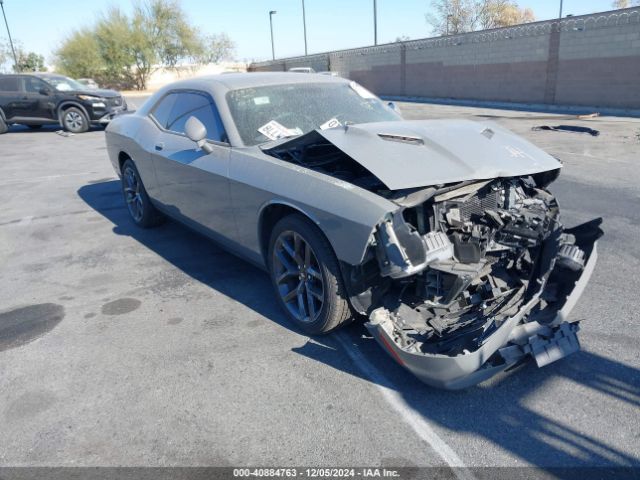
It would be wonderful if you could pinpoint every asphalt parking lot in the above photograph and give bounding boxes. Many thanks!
[0,98,639,474]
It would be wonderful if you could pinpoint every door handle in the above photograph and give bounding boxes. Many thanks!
[154,143,164,151]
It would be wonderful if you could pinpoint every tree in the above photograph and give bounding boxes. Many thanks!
[426,0,475,35]
[477,0,535,29]
[128,0,203,89]
[0,39,45,73]
[199,33,236,64]
[15,51,45,72]
[93,7,137,88]
[0,40,9,72]
[426,0,535,35]
[54,0,235,90]
[55,28,105,79]
[612,0,640,8]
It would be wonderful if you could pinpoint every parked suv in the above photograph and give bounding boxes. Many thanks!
[0,73,127,134]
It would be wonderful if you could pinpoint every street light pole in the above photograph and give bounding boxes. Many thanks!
[373,0,378,45]
[0,0,18,71]
[269,10,277,60]
[302,0,308,56]
[559,0,564,18]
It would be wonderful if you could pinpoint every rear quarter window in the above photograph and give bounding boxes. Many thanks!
[0,77,19,92]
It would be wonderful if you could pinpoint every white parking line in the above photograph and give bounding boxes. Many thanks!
[335,332,474,480]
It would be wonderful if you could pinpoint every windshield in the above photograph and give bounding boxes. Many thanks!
[44,76,87,92]
[226,81,401,146]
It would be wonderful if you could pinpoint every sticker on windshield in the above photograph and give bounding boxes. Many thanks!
[253,96,270,105]
[258,120,300,141]
[320,118,342,130]
[349,81,376,99]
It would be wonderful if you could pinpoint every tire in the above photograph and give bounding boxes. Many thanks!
[61,107,89,133]
[0,116,7,134]
[28,125,43,130]
[268,214,352,335]
[121,159,164,228]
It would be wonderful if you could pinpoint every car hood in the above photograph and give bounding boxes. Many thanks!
[68,88,121,98]
[317,119,562,190]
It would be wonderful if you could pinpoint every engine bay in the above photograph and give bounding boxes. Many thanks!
[365,175,591,357]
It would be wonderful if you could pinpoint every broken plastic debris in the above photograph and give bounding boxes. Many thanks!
[55,130,75,137]
[532,125,600,137]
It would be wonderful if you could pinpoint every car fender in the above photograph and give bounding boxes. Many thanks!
[57,101,90,123]
[230,148,397,267]
[257,198,326,256]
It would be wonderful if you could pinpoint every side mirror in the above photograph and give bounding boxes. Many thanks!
[387,101,398,112]
[185,116,213,153]
[39,87,51,96]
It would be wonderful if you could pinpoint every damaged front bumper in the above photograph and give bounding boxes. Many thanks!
[95,106,129,125]
[366,220,600,390]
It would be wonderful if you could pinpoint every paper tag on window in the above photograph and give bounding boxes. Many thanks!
[320,118,342,130]
[349,81,376,99]
[258,120,300,140]
[254,96,270,105]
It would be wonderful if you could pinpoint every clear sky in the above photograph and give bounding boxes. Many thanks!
[0,0,625,65]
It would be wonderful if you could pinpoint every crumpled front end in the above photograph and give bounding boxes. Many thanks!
[360,175,602,389]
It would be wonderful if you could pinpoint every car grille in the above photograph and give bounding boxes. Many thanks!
[459,189,499,220]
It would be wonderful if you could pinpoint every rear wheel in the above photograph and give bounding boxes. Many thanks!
[62,107,89,133]
[0,116,7,134]
[121,159,164,228]
[268,214,352,335]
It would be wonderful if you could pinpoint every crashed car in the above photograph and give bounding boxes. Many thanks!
[105,72,602,389]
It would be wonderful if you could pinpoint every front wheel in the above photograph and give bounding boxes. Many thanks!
[62,107,89,133]
[0,116,7,134]
[268,214,352,335]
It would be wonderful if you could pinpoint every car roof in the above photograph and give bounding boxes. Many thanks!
[0,72,69,80]
[0,72,48,77]
[33,73,67,79]
[162,71,350,95]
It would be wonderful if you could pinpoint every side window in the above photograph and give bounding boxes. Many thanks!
[150,93,178,129]
[166,91,227,143]
[23,77,48,94]
[0,77,19,92]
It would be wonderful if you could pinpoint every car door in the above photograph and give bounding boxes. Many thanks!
[0,76,22,120]
[148,90,236,241]
[20,76,56,120]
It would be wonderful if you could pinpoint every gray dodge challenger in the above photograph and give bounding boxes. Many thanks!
[105,72,602,389]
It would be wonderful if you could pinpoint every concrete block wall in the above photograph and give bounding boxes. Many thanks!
[250,7,640,110]
[400,30,551,103]
[331,44,404,94]
[554,10,640,108]
[251,54,329,72]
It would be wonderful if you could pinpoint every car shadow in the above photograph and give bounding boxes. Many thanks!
[78,180,640,472]
[4,124,105,134]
